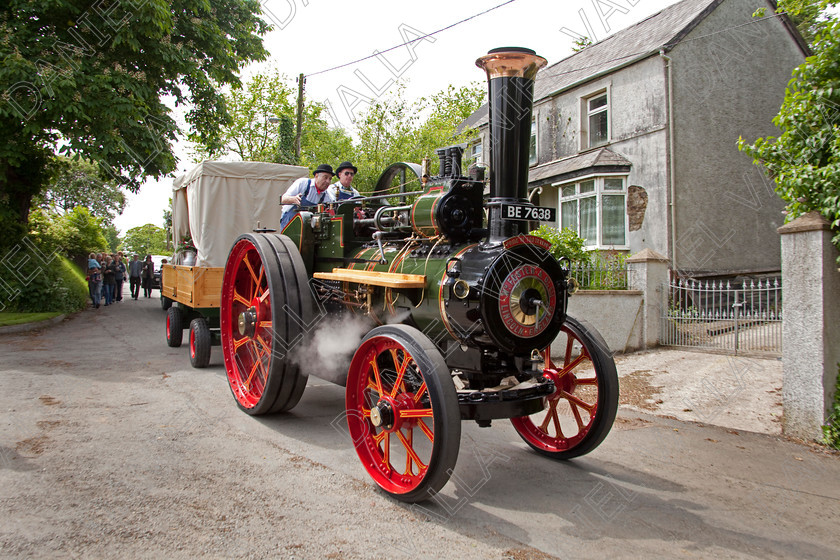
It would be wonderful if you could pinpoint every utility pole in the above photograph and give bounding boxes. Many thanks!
[295,73,305,164]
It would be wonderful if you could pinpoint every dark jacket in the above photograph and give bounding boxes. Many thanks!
[103,262,117,286]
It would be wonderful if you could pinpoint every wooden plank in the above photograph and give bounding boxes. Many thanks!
[194,268,223,308]
[161,264,224,308]
[314,268,426,288]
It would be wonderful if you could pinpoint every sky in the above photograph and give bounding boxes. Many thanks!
[113,0,684,234]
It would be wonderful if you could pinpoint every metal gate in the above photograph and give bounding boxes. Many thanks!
[660,277,782,355]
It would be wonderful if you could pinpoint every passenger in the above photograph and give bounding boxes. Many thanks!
[279,164,335,229]
[328,161,360,201]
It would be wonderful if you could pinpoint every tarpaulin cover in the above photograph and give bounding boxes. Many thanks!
[171,161,308,267]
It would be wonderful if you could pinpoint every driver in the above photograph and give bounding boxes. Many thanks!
[280,164,335,229]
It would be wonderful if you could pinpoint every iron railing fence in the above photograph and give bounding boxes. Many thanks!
[569,262,629,290]
[660,276,782,355]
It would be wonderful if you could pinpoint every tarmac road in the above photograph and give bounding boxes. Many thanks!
[1,294,838,559]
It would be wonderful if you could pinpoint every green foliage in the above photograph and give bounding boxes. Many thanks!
[299,103,354,172]
[571,36,593,52]
[0,312,62,327]
[33,157,126,226]
[190,70,355,170]
[29,206,107,263]
[0,244,88,313]
[739,3,840,261]
[352,84,419,193]
[0,0,270,246]
[776,0,837,45]
[584,250,629,290]
[189,70,296,162]
[529,225,590,264]
[351,82,485,193]
[823,363,840,448]
[122,224,168,257]
[187,74,483,193]
[102,224,120,253]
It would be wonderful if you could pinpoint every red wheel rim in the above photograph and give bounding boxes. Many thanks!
[511,325,600,452]
[190,327,196,360]
[221,239,273,409]
[346,336,436,495]
[166,315,171,340]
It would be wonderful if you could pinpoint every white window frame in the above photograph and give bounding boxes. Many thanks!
[579,87,610,151]
[554,173,629,249]
[467,138,483,165]
[529,116,538,166]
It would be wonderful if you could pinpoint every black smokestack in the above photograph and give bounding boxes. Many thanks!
[476,47,546,240]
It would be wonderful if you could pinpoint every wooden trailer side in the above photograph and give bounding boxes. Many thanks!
[161,264,224,309]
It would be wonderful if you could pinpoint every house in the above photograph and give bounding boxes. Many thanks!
[464,0,808,276]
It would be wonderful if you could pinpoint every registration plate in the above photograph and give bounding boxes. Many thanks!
[500,204,557,222]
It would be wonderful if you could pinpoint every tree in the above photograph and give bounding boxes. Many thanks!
[34,157,126,225]
[29,205,108,263]
[0,0,269,246]
[352,84,420,192]
[189,70,354,168]
[122,224,168,257]
[413,83,486,166]
[299,103,354,173]
[352,82,485,192]
[189,70,296,163]
[739,0,840,259]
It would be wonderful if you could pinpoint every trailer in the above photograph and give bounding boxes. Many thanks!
[161,161,308,367]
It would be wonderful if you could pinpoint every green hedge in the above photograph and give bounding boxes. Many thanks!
[0,243,88,313]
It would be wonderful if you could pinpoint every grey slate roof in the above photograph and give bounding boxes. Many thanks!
[527,148,632,185]
[461,0,725,131]
[534,0,723,101]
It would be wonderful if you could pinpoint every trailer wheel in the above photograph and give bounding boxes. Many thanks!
[161,295,173,310]
[346,324,460,503]
[166,306,184,347]
[511,316,618,459]
[220,233,311,415]
[189,318,211,368]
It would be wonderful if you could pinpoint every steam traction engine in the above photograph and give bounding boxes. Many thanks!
[219,48,619,502]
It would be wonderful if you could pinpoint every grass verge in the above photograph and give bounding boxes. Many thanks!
[0,312,62,327]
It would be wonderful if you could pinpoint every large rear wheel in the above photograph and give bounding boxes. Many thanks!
[511,316,618,459]
[220,234,312,415]
[346,325,460,502]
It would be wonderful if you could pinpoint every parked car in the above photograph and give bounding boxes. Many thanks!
[151,255,170,290]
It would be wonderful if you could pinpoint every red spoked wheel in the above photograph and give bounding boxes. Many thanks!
[220,233,311,415]
[511,316,618,459]
[346,324,460,503]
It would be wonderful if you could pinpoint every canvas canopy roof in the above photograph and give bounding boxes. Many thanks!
[171,161,308,267]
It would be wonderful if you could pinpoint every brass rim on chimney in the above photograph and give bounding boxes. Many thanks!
[475,48,547,80]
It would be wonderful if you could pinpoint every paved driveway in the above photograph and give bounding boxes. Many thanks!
[0,296,838,559]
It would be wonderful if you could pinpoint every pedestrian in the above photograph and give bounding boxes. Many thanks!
[279,164,334,229]
[87,252,102,309]
[102,256,116,306]
[141,254,154,298]
[328,161,360,201]
[128,254,142,300]
[114,253,126,301]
